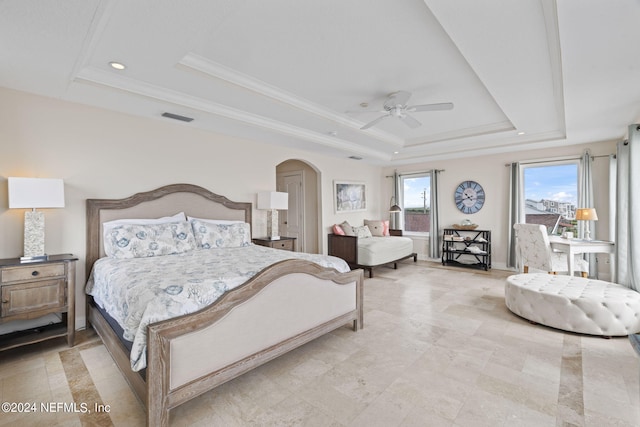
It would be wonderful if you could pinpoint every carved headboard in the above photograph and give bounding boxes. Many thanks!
[86,183,252,277]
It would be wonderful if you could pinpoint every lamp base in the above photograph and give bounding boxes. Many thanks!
[266,209,280,240]
[24,210,45,258]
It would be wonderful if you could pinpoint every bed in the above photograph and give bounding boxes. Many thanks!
[84,184,364,426]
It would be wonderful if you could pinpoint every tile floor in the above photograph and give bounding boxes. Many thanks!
[1,261,638,426]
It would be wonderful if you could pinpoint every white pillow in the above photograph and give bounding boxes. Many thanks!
[187,216,244,225]
[103,212,186,250]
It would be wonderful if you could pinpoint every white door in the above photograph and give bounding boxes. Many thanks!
[277,171,304,252]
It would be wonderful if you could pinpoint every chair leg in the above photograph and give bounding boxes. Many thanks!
[581,272,588,278]
[523,266,529,274]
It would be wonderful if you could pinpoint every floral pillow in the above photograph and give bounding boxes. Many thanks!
[104,221,196,259]
[353,225,373,238]
[191,220,251,249]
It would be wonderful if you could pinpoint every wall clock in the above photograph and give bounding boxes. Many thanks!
[454,180,485,214]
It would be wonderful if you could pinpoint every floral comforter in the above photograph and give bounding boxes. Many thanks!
[86,245,350,371]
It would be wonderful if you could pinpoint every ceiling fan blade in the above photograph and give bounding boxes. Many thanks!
[407,102,454,112]
[361,114,390,130]
[400,113,421,128]
[384,90,412,109]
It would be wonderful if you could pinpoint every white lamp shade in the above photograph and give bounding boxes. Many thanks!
[257,191,288,210]
[8,177,65,208]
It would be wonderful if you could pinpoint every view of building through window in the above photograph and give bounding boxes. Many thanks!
[523,162,579,235]
[401,174,430,233]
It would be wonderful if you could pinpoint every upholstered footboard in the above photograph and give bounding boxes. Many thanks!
[89,259,363,427]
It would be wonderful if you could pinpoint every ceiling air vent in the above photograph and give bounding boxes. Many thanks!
[161,112,194,122]
[349,155,363,160]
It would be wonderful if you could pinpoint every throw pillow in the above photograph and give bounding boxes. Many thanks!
[364,219,385,237]
[354,225,373,238]
[333,224,345,235]
[339,221,356,236]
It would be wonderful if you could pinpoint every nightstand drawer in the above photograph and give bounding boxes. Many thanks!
[1,263,65,283]
[272,240,294,251]
[252,237,296,251]
[1,279,66,318]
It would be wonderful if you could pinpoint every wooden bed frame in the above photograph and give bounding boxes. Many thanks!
[85,184,364,426]
[327,233,417,278]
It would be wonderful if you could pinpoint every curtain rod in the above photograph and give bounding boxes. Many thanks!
[385,169,445,178]
[504,154,614,167]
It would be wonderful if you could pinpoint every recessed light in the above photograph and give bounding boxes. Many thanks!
[394,151,399,154]
[517,131,525,135]
[328,131,338,137]
[109,61,126,70]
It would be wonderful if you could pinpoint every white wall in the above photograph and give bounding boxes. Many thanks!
[0,87,383,328]
[382,141,617,273]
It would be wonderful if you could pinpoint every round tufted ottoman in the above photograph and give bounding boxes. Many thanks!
[505,273,640,336]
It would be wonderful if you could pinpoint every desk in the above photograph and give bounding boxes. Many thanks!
[549,236,615,279]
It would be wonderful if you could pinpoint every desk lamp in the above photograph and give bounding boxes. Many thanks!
[575,208,598,241]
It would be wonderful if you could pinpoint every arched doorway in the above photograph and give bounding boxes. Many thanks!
[276,159,321,254]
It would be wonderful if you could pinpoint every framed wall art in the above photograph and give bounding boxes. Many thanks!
[334,181,367,213]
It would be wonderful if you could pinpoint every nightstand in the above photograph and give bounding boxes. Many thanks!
[252,237,296,252]
[0,254,77,351]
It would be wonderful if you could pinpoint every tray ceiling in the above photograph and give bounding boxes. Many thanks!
[1,0,639,165]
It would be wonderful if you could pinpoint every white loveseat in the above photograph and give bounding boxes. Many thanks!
[328,220,416,278]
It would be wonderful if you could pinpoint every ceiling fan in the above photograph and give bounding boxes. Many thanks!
[352,91,454,130]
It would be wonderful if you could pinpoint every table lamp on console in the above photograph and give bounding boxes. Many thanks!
[257,191,288,240]
[8,177,65,262]
[575,208,598,241]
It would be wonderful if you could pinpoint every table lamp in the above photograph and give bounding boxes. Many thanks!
[257,191,288,240]
[8,177,65,261]
[575,208,598,241]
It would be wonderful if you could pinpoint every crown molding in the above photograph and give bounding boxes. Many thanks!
[74,66,392,161]
[179,53,404,147]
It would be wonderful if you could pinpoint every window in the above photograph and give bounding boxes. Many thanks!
[400,174,430,233]
[522,161,579,235]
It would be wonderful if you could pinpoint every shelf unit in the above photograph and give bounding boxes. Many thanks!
[442,229,491,271]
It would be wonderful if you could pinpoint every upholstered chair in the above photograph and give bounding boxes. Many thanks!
[513,223,589,277]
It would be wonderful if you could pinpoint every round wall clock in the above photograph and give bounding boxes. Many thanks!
[454,180,485,214]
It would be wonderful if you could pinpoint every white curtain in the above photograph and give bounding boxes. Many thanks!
[429,170,441,258]
[616,124,640,290]
[609,154,617,281]
[390,171,401,230]
[578,149,597,277]
[507,162,523,268]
